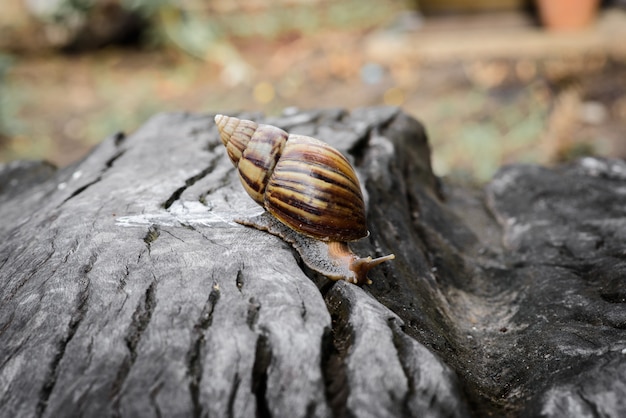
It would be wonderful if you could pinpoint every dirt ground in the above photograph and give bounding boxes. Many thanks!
[1,7,625,182]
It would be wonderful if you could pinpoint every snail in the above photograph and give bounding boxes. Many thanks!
[215,114,394,285]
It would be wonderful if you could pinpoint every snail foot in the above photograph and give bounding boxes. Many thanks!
[236,212,394,285]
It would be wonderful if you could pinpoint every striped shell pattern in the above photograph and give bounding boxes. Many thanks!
[215,115,368,242]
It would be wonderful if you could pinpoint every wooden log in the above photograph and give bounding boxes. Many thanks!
[1,108,625,417]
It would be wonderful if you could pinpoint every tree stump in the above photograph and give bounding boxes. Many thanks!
[1,108,625,417]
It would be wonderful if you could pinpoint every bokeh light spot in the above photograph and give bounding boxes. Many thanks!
[384,87,405,106]
[253,82,275,104]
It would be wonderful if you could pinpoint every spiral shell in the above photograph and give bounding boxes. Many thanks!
[215,115,368,242]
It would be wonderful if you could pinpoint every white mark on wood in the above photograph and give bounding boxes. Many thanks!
[115,200,264,229]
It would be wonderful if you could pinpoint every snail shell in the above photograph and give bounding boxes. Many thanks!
[215,115,367,241]
[215,114,394,284]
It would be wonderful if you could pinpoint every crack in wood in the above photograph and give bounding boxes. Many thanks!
[149,381,164,418]
[62,239,80,263]
[300,298,307,322]
[59,151,126,207]
[320,310,355,418]
[162,159,219,210]
[227,372,241,418]
[59,178,103,206]
[0,310,14,339]
[203,135,222,153]
[181,222,226,249]
[161,229,185,243]
[294,287,308,322]
[247,297,261,331]
[0,255,8,273]
[35,254,92,418]
[105,150,126,168]
[187,281,220,418]
[119,265,130,291]
[578,389,603,417]
[111,278,157,416]
[112,132,126,147]
[142,225,160,255]
[236,269,245,292]
[199,166,235,203]
[387,318,418,418]
[304,401,317,418]
[288,244,356,416]
[251,333,272,418]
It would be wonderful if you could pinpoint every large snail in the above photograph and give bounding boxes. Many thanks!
[215,114,394,285]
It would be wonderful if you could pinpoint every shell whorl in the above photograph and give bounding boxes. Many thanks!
[215,114,368,242]
[215,115,288,205]
[265,134,367,241]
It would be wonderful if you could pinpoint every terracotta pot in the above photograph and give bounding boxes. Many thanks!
[536,0,600,31]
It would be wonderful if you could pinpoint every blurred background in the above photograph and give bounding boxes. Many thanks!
[0,0,625,182]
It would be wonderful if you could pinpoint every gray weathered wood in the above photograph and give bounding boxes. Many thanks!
[1,108,625,417]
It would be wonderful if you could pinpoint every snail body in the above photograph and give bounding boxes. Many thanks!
[215,114,394,285]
